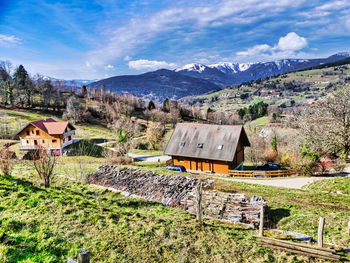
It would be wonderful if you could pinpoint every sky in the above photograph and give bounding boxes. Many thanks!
[0,0,349,79]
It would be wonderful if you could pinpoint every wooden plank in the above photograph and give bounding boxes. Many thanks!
[258,237,335,253]
[259,238,340,259]
[318,217,325,247]
[259,206,264,237]
[261,244,341,261]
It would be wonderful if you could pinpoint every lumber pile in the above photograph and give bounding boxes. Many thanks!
[88,165,266,226]
[258,237,341,261]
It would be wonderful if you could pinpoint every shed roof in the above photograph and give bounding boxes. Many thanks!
[164,123,250,162]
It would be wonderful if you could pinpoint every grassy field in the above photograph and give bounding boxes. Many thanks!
[0,161,315,263]
[1,158,350,262]
[0,108,115,140]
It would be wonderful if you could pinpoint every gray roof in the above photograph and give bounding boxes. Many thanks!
[164,123,250,162]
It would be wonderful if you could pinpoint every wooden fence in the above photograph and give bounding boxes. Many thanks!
[258,206,344,261]
[228,169,296,177]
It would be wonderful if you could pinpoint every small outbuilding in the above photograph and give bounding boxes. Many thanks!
[164,123,250,174]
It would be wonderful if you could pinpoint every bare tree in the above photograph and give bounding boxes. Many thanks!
[146,123,164,150]
[0,146,16,176]
[297,86,350,159]
[31,147,56,188]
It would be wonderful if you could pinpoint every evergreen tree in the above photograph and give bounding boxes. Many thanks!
[271,135,277,152]
[162,98,170,112]
[147,100,155,111]
[14,65,31,106]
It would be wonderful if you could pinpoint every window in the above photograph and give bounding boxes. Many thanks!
[217,144,223,150]
[52,139,57,143]
[179,142,185,148]
[42,140,45,143]
[26,131,30,135]
[36,130,40,135]
[32,130,34,134]
[26,140,29,144]
[179,157,185,162]
[197,143,203,148]
[34,140,38,145]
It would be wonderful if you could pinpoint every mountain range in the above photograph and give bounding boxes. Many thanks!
[87,52,350,101]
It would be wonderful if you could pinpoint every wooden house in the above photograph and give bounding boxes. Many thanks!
[17,118,76,156]
[164,123,250,174]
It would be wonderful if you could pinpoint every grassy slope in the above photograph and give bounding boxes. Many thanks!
[0,162,310,263]
[192,64,350,112]
[0,108,115,140]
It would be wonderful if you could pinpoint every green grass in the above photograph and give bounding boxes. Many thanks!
[249,116,269,126]
[0,162,311,263]
[129,149,164,156]
[0,109,115,140]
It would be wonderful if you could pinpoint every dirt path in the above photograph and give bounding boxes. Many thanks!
[216,176,330,189]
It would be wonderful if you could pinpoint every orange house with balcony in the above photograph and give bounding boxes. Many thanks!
[17,118,76,156]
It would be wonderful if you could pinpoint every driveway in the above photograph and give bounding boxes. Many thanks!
[127,153,171,162]
[216,176,329,189]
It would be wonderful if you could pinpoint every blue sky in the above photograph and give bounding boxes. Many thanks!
[0,0,349,79]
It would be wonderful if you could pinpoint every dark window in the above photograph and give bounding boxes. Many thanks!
[217,144,223,150]
[32,130,34,134]
[68,136,72,141]
[42,140,45,143]
[197,143,203,148]
[52,139,57,143]
[26,140,29,144]
[179,142,185,148]
[36,130,40,135]
[179,157,185,162]
[26,131,30,135]
[34,140,38,145]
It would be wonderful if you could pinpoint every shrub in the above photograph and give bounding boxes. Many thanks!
[0,148,16,176]
[107,155,133,165]
[263,149,278,162]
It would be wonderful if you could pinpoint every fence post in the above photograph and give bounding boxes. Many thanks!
[196,181,203,223]
[318,217,325,247]
[77,249,90,263]
[259,206,265,237]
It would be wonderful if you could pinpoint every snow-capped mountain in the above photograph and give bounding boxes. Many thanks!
[174,52,350,87]
[41,76,98,87]
[87,52,350,101]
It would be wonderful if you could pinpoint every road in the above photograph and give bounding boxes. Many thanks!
[216,176,330,189]
[127,153,171,162]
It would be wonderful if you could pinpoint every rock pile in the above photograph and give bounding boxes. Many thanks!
[88,165,266,227]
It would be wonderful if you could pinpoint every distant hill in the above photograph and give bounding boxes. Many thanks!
[87,52,350,101]
[87,69,221,101]
[175,52,350,86]
[182,59,350,113]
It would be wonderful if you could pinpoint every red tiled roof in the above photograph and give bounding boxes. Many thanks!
[43,121,69,134]
[30,118,57,134]
[17,118,75,136]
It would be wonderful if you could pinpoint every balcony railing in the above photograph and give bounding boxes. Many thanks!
[64,130,75,137]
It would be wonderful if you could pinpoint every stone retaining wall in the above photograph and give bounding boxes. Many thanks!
[88,165,266,227]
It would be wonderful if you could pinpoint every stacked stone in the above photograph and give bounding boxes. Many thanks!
[88,165,265,227]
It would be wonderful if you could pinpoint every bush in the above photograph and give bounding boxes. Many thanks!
[107,156,133,165]
[0,148,16,176]
[263,149,278,162]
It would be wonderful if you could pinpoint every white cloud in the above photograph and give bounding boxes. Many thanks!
[316,0,350,11]
[0,34,21,46]
[87,0,307,66]
[105,64,114,70]
[236,44,272,57]
[276,32,307,51]
[236,32,308,61]
[128,59,177,70]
